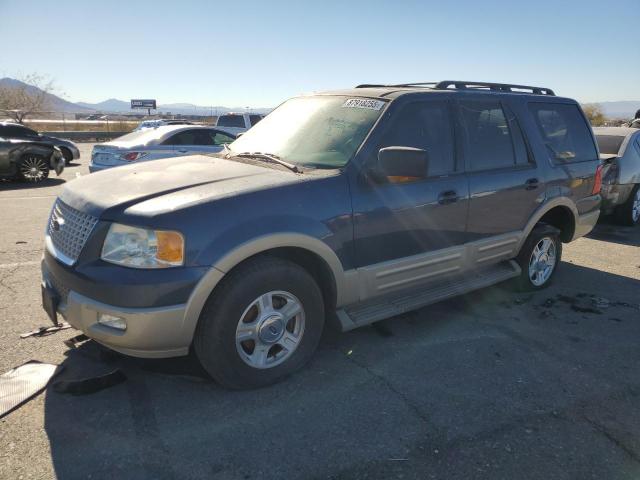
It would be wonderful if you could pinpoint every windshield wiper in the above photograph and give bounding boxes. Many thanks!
[233,152,301,173]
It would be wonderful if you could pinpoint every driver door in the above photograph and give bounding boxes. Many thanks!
[350,99,470,297]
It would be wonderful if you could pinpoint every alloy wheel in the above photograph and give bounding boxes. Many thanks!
[20,156,48,182]
[528,236,557,286]
[235,290,305,369]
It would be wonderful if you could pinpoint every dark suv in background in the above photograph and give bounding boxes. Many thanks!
[41,81,602,389]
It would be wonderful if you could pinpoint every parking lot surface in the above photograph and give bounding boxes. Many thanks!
[1,143,640,479]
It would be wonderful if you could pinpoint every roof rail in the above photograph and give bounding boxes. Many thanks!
[355,81,555,96]
[355,82,437,89]
[435,81,555,96]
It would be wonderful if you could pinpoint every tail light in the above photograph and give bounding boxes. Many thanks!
[121,152,146,162]
[592,164,603,195]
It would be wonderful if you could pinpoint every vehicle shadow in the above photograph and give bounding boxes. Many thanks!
[586,220,640,247]
[0,178,66,190]
[43,262,640,479]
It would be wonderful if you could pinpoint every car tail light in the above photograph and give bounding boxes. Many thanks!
[121,152,146,162]
[592,164,603,195]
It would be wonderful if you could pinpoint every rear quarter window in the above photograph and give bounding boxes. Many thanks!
[528,103,598,163]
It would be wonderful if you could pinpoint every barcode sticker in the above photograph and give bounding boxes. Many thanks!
[342,98,385,110]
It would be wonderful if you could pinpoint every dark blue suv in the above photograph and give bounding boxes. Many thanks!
[41,81,603,388]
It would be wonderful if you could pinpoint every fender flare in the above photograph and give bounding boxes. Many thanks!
[517,197,578,252]
[178,233,347,345]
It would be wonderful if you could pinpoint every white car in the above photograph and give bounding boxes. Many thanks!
[89,125,235,172]
[215,112,264,135]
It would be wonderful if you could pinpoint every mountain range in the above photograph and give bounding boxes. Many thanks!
[1,77,637,118]
[0,78,270,116]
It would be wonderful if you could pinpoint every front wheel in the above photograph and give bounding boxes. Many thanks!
[17,154,50,182]
[513,226,562,291]
[614,185,640,226]
[194,256,325,389]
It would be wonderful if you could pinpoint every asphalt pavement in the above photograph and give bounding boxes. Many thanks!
[1,143,639,479]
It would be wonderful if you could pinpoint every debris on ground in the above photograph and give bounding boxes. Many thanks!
[0,362,62,419]
[20,322,71,339]
[52,369,127,396]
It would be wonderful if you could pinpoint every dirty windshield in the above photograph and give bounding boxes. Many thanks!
[227,96,386,168]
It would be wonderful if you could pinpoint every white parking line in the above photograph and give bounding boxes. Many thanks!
[0,260,41,269]
[0,195,57,200]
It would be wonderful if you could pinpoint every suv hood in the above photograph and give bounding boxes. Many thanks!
[60,154,302,217]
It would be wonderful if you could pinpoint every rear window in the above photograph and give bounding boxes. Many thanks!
[529,103,598,163]
[595,135,625,156]
[217,115,245,128]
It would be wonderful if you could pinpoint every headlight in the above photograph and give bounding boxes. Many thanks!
[101,223,184,268]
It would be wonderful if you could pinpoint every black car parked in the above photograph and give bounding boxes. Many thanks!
[0,137,65,182]
[42,81,603,388]
[0,122,80,164]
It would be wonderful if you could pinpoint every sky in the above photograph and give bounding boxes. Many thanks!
[1,0,638,108]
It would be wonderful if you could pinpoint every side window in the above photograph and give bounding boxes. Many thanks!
[249,115,262,126]
[163,129,212,146]
[212,131,235,145]
[528,103,598,163]
[163,131,191,145]
[378,101,454,176]
[459,101,518,171]
[2,126,30,137]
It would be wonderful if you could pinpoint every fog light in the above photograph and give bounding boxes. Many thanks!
[98,313,127,331]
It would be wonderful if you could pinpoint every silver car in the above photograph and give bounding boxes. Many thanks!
[89,125,235,172]
[594,127,640,225]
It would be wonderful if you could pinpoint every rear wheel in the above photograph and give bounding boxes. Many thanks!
[614,184,640,226]
[194,256,325,389]
[17,155,50,182]
[513,226,562,291]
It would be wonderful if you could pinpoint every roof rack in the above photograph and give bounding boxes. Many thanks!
[355,80,555,96]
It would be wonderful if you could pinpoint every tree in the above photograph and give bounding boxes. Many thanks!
[582,104,607,127]
[0,74,56,123]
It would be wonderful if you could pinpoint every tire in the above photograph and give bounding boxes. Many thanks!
[614,184,640,226]
[194,256,325,389]
[513,225,562,291]
[59,147,73,164]
[17,154,50,182]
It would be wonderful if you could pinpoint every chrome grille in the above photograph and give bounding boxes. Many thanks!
[47,199,98,264]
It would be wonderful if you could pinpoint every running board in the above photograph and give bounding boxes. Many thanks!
[336,260,521,331]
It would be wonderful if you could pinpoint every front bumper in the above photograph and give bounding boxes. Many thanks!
[41,253,209,358]
[55,287,189,358]
[50,151,65,176]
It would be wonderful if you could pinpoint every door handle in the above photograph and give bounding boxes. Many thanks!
[177,149,188,153]
[525,178,540,190]
[438,190,458,205]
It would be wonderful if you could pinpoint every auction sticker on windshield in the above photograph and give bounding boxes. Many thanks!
[342,98,385,110]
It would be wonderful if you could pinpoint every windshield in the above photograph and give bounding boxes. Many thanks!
[217,115,245,128]
[596,135,625,155]
[227,96,386,168]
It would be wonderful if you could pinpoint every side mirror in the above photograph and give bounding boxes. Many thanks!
[369,146,428,183]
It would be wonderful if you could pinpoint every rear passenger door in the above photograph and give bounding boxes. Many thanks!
[458,99,542,246]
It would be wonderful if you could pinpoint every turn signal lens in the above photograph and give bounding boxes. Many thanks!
[156,231,185,264]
